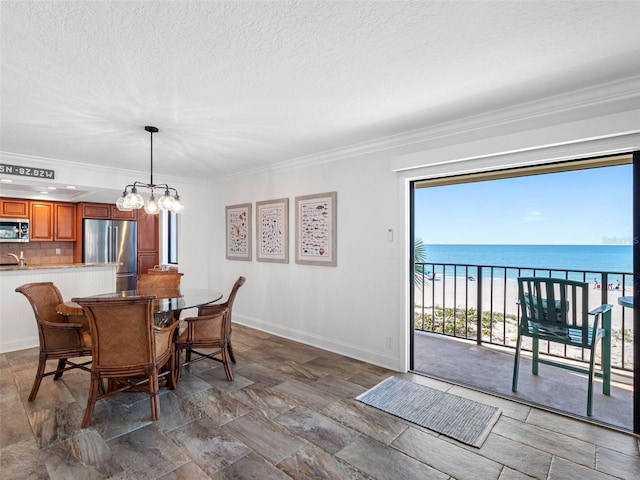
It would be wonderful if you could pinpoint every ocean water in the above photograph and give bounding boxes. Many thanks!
[422,244,633,282]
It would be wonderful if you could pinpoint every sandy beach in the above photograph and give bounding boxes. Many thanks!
[416,275,631,327]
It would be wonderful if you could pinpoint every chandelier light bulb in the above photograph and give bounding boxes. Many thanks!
[115,193,132,211]
[124,188,144,209]
[171,196,184,213]
[158,190,175,210]
[144,192,160,214]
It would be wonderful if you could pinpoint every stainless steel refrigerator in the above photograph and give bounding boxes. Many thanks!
[83,219,137,291]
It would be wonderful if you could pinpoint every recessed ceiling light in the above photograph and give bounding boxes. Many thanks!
[66,185,77,189]
[47,186,57,190]
[39,191,49,194]
[0,179,13,183]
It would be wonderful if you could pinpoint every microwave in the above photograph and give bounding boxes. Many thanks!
[0,218,29,242]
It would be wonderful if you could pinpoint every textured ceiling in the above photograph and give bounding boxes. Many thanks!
[1,0,640,200]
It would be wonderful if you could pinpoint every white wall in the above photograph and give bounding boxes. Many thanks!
[206,153,406,370]
[0,265,116,353]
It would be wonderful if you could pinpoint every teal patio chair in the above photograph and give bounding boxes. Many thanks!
[512,277,613,416]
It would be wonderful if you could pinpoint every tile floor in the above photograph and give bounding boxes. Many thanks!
[1,324,639,479]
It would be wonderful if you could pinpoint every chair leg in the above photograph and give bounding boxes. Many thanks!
[601,328,611,397]
[81,376,101,428]
[512,334,521,392]
[228,342,236,364]
[166,350,177,390]
[53,359,67,380]
[149,370,160,421]
[587,350,597,417]
[28,354,47,401]
[532,337,539,375]
[221,345,233,381]
[174,345,183,382]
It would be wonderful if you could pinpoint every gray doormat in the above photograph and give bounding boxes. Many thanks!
[356,376,501,447]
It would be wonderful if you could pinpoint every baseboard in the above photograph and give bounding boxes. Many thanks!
[0,336,38,354]
[235,314,403,372]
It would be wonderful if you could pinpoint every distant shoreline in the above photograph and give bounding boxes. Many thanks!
[420,244,633,278]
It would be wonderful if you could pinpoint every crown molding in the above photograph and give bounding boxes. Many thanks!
[219,74,640,182]
[0,151,207,186]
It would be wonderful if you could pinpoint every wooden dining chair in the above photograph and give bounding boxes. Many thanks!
[175,277,246,381]
[176,309,233,381]
[15,282,92,401]
[136,271,183,291]
[72,295,178,428]
[196,276,246,363]
[512,277,613,416]
[148,265,179,272]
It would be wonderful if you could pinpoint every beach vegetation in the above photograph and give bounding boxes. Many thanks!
[414,236,428,286]
[414,306,516,341]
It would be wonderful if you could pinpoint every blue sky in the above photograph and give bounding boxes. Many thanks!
[414,164,633,245]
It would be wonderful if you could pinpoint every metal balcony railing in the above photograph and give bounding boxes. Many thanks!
[414,263,634,371]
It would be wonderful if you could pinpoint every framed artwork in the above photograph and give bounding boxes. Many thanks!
[295,191,337,266]
[256,198,289,263]
[225,203,252,261]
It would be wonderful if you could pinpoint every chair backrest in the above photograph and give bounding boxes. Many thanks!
[15,282,64,325]
[199,276,246,318]
[137,271,183,291]
[73,296,156,371]
[517,277,590,342]
[149,265,179,272]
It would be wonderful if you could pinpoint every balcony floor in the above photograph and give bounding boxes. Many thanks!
[413,331,634,431]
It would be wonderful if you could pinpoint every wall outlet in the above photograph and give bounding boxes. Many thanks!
[55,248,61,255]
[386,337,392,350]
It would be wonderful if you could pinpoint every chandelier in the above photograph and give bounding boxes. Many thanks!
[116,126,184,214]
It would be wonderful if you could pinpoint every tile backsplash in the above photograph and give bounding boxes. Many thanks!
[0,242,75,266]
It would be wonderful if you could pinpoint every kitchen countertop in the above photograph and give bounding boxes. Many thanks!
[0,263,119,272]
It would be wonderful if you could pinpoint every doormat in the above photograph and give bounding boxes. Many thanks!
[356,376,501,447]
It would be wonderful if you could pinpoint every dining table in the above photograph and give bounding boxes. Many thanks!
[617,296,634,309]
[58,288,223,326]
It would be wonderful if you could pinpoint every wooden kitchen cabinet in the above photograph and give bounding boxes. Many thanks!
[29,201,76,241]
[29,202,54,241]
[0,198,29,217]
[137,210,159,274]
[54,202,76,241]
[81,202,135,220]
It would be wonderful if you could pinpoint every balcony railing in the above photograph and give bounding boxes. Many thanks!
[414,263,634,371]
